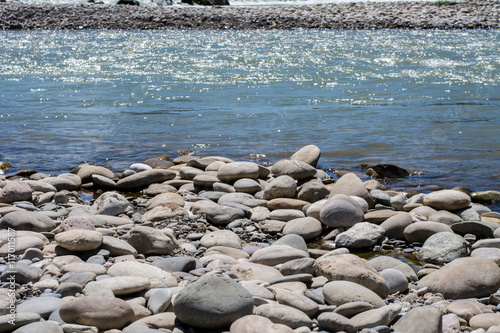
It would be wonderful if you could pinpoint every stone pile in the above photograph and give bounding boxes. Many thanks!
[0,1,499,30]
[1,144,500,332]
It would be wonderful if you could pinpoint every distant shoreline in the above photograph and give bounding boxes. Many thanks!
[0,1,499,30]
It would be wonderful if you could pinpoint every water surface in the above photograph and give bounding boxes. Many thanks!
[0,30,499,198]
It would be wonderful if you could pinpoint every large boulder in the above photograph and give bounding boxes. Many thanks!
[319,194,364,228]
[315,253,389,298]
[173,273,253,329]
[418,257,500,299]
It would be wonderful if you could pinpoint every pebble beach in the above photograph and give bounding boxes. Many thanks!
[1,145,500,332]
[0,1,499,30]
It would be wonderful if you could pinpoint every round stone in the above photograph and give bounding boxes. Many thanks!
[335,222,385,249]
[322,280,386,308]
[319,194,364,228]
[329,173,375,208]
[380,268,408,294]
[417,232,468,264]
[173,273,254,329]
[263,175,297,200]
[92,191,130,216]
[282,217,323,240]
[290,144,321,167]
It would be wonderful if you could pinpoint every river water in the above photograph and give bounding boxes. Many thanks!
[0,30,499,199]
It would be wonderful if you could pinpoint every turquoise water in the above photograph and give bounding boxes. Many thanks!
[0,30,499,196]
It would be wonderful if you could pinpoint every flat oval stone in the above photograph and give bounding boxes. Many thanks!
[271,160,317,181]
[230,314,295,333]
[323,280,386,308]
[92,276,151,296]
[230,262,283,282]
[59,296,135,330]
[254,303,313,329]
[200,230,242,249]
[77,165,116,184]
[116,169,176,190]
[423,189,471,211]
[55,230,103,252]
[217,162,260,182]
[403,221,453,243]
[0,211,56,232]
[282,217,323,240]
[17,297,66,319]
[250,245,309,266]
[11,321,64,333]
[107,261,178,288]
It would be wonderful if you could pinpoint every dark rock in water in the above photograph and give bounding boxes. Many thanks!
[362,163,410,179]
[471,190,500,203]
[0,161,11,171]
[117,0,140,5]
[451,221,498,239]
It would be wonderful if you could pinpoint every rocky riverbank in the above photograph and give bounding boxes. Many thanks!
[1,145,500,332]
[0,1,499,30]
